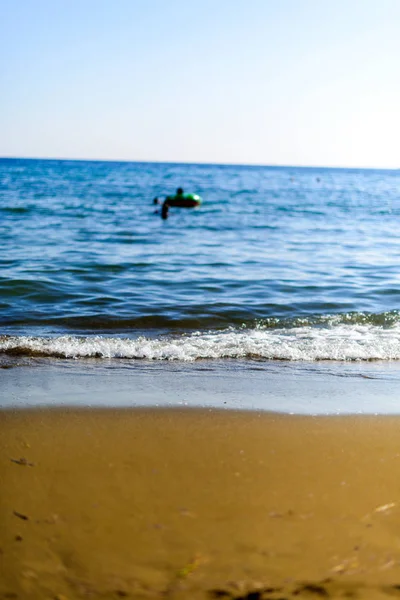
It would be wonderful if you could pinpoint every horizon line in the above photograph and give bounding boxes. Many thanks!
[1,155,399,172]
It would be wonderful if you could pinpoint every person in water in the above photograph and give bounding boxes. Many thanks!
[160,188,184,219]
[155,188,188,219]
[161,200,169,219]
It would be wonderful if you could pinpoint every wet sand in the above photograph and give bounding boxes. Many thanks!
[2,408,400,599]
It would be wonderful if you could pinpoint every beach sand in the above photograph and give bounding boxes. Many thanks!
[2,408,400,599]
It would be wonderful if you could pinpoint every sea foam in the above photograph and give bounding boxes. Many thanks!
[2,323,400,361]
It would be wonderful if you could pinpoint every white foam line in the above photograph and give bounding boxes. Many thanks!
[2,324,400,361]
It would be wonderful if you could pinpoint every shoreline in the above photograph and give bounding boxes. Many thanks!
[3,358,400,414]
[3,407,400,598]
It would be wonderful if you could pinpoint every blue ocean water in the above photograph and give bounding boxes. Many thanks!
[2,157,400,362]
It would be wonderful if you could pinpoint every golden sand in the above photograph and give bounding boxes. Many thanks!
[2,408,400,599]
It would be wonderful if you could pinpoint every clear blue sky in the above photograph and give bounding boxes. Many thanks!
[1,0,399,168]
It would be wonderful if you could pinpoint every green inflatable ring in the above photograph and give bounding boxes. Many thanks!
[165,193,202,208]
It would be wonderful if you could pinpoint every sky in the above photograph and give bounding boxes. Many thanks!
[1,0,399,168]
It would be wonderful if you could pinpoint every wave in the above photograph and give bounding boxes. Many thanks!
[2,320,400,361]
[3,310,400,332]
[0,206,32,214]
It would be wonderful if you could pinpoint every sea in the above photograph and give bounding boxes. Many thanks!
[2,158,400,413]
